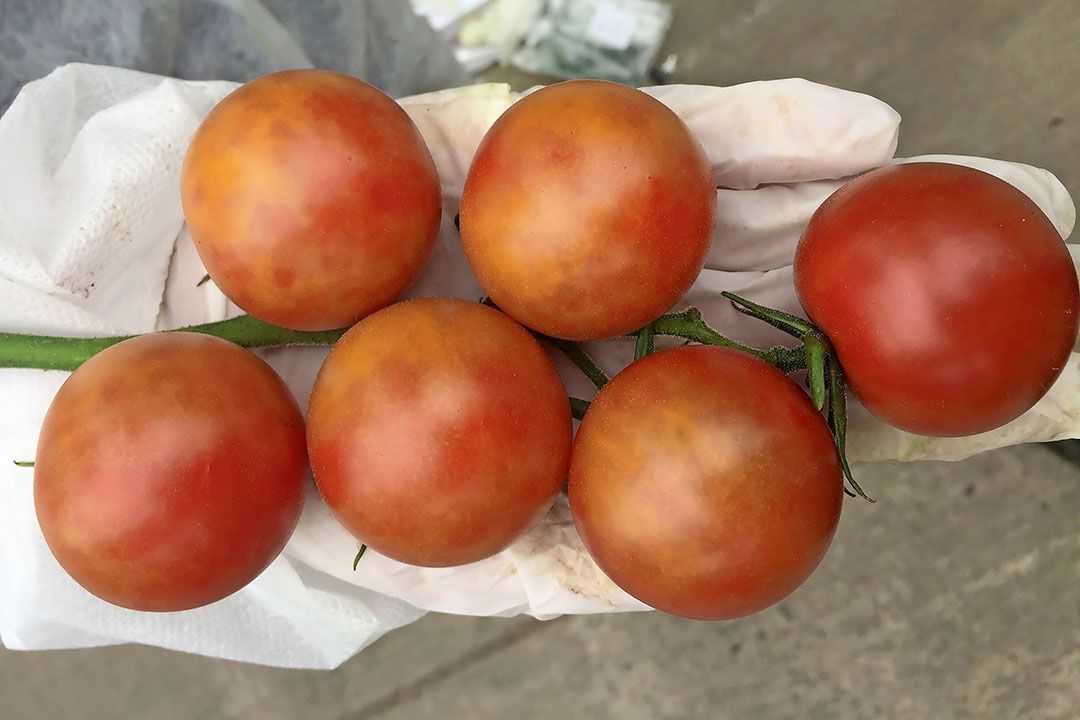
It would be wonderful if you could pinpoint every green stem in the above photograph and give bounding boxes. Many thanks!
[352,544,367,571]
[13,460,34,468]
[634,323,655,361]
[4,297,873,504]
[649,308,806,373]
[546,338,609,390]
[721,291,816,338]
[0,316,347,371]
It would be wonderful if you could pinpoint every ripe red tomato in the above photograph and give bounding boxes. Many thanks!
[569,346,843,620]
[795,162,1080,436]
[459,80,716,340]
[181,70,442,331]
[34,333,307,611]
[307,298,572,567]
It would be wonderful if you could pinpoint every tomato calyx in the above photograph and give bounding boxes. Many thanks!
[721,291,831,409]
[482,286,870,501]
[825,356,861,498]
[479,294,870,500]
[571,295,868,502]
[713,292,871,502]
[642,306,807,373]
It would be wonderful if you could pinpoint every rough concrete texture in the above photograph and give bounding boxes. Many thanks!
[3,1,1080,718]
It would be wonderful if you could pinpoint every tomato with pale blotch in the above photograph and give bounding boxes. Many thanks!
[181,69,441,331]
[307,298,572,567]
[795,162,1080,436]
[460,80,716,341]
[34,333,308,611]
[569,346,843,620]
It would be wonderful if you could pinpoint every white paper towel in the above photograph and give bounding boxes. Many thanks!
[1,64,1077,669]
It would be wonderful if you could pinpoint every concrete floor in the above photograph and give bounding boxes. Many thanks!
[4,1,1080,718]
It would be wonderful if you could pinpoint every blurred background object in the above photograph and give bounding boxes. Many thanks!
[0,0,680,112]
[0,0,470,111]
[512,0,671,84]
[1,1,1078,718]
[410,0,671,82]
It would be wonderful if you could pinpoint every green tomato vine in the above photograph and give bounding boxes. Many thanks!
[1,294,871,501]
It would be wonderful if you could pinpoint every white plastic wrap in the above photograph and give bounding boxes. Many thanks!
[1,64,1076,668]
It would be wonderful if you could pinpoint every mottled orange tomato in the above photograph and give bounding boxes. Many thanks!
[569,346,843,620]
[459,80,716,340]
[34,333,308,611]
[181,70,441,331]
[307,298,572,567]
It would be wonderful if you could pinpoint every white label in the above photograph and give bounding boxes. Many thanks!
[585,3,638,51]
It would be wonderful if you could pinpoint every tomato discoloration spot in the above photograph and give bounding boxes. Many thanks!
[273,266,296,288]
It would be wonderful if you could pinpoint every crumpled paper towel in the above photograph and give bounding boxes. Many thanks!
[1,64,1077,669]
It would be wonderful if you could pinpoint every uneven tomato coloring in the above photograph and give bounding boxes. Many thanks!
[460,80,716,340]
[181,70,441,331]
[307,299,573,568]
[33,333,307,612]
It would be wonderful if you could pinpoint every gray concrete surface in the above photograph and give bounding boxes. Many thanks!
[3,1,1080,718]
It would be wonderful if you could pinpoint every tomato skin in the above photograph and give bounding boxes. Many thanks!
[794,162,1080,437]
[33,333,307,612]
[568,346,843,621]
[181,70,441,331]
[307,298,572,567]
[460,80,716,341]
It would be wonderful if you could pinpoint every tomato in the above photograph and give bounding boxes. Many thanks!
[459,80,716,341]
[181,70,442,331]
[794,162,1080,436]
[307,298,572,567]
[568,346,843,620]
[570,345,838,617]
[34,333,307,612]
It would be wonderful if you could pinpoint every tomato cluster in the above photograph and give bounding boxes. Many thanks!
[31,73,1078,620]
